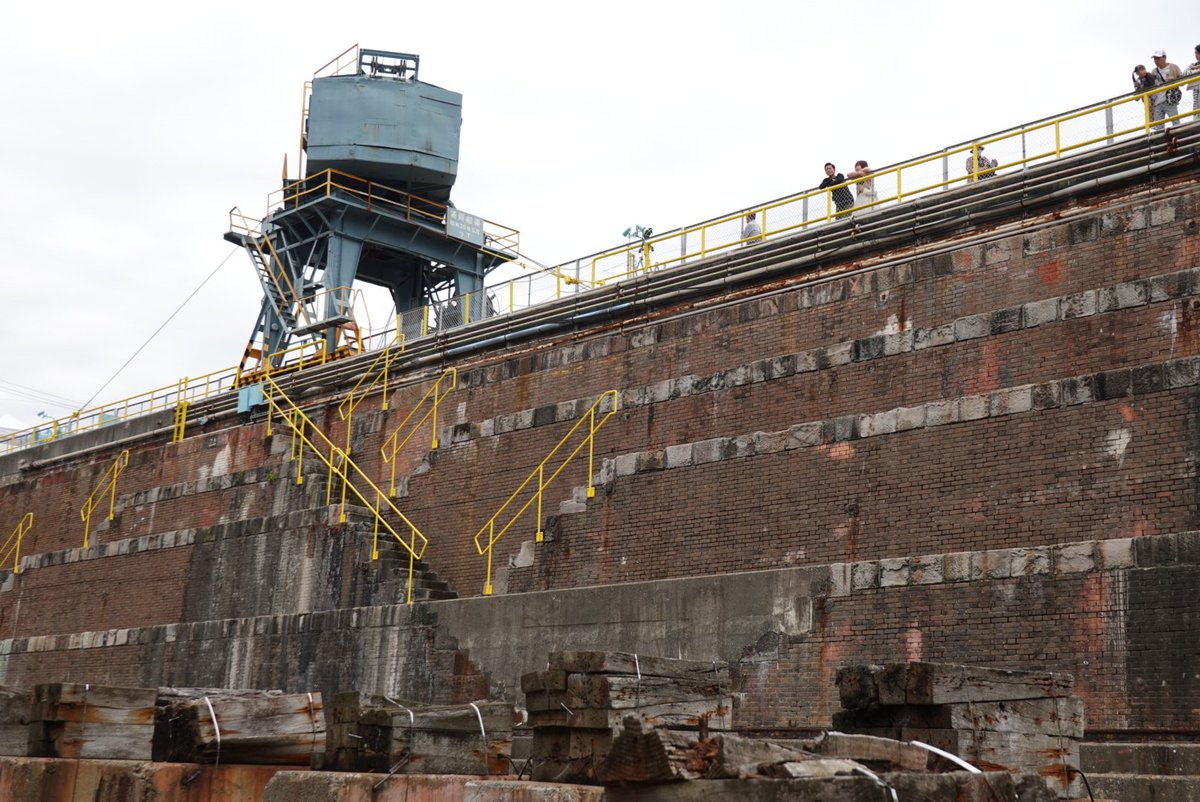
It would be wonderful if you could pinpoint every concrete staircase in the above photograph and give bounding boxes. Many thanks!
[343,504,458,603]
[1081,742,1200,802]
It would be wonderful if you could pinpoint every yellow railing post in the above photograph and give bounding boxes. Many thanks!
[484,521,495,596]
[535,465,545,542]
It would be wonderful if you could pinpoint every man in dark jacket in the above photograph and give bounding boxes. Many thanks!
[819,163,854,218]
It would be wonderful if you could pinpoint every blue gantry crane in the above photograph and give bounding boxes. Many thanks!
[226,47,518,382]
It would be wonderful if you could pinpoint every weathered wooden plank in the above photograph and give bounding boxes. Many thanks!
[32,701,156,725]
[531,727,615,761]
[30,720,153,760]
[896,727,1079,795]
[547,652,729,681]
[405,729,511,775]
[834,665,884,711]
[832,697,1084,738]
[564,674,728,710]
[808,732,927,772]
[0,725,26,756]
[528,698,733,732]
[35,683,157,710]
[521,670,567,693]
[0,688,30,725]
[878,663,1074,705]
[596,718,676,782]
[157,692,325,765]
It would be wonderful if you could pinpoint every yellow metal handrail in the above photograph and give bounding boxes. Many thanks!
[268,169,521,258]
[2,364,238,457]
[472,390,620,596]
[379,368,457,497]
[81,450,130,548]
[337,330,406,446]
[1,513,33,574]
[583,72,1200,286]
[8,79,1197,460]
[261,374,430,603]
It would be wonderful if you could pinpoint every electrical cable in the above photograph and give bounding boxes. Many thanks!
[0,379,83,409]
[80,248,239,411]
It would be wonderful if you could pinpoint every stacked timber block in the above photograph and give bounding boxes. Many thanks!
[525,651,732,783]
[29,683,156,760]
[0,687,31,755]
[325,693,516,775]
[154,688,324,765]
[834,662,1083,796]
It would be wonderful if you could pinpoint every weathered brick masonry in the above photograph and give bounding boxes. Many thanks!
[0,151,1198,735]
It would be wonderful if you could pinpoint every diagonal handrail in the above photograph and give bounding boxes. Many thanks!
[472,390,620,595]
[261,375,430,604]
[1,513,33,574]
[338,330,407,454]
[81,450,130,548]
[379,368,457,497]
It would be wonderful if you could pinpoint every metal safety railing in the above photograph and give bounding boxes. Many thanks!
[472,390,619,596]
[7,77,1199,460]
[269,169,521,259]
[81,450,130,548]
[2,366,238,457]
[1,512,33,574]
[261,374,430,603]
[379,368,457,497]
[582,72,1200,286]
[337,331,406,454]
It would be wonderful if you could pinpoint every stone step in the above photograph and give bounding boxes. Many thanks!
[1082,743,1200,776]
[1083,773,1200,802]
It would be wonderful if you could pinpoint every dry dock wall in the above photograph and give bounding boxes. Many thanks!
[0,135,1198,736]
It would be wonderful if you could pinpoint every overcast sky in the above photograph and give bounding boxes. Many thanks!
[1,1,1196,428]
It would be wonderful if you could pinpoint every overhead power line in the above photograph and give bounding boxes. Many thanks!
[81,248,239,411]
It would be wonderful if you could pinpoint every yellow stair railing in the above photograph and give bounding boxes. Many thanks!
[472,390,620,596]
[261,374,430,604]
[1,513,33,574]
[81,450,130,548]
[337,330,407,455]
[379,368,457,497]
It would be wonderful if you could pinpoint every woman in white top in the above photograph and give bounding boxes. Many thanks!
[847,160,877,208]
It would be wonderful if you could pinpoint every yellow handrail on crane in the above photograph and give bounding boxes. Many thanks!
[1,513,33,574]
[81,450,130,548]
[261,374,430,604]
[472,390,619,596]
[379,368,457,497]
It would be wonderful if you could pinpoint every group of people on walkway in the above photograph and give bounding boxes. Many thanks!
[740,160,878,241]
[1131,45,1200,129]
[739,46,1200,246]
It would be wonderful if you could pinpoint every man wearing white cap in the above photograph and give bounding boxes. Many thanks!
[1151,50,1183,128]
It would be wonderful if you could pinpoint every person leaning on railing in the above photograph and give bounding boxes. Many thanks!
[964,145,998,181]
[1149,49,1183,128]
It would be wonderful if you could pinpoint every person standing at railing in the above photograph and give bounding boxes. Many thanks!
[846,160,877,208]
[1187,45,1200,115]
[1150,50,1183,128]
[964,145,998,181]
[741,212,762,244]
[819,163,854,218]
